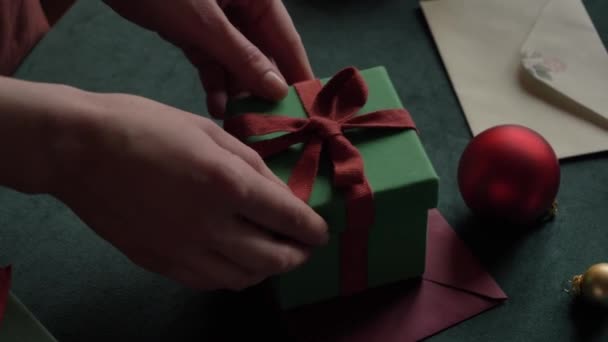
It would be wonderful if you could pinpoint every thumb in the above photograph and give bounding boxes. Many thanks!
[199,3,288,102]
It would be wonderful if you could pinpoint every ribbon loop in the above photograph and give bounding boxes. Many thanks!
[314,67,368,119]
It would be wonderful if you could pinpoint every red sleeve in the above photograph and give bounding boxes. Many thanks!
[0,0,50,76]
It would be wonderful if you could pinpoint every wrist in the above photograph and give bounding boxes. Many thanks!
[0,77,101,195]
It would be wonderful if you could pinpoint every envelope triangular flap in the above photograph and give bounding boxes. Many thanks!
[420,0,608,159]
[423,210,507,300]
[520,0,608,124]
[0,294,58,342]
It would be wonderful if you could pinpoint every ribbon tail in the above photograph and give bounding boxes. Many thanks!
[287,137,323,202]
[341,181,374,295]
[327,136,374,295]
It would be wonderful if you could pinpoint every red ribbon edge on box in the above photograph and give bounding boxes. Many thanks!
[0,265,11,327]
[224,67,417,295]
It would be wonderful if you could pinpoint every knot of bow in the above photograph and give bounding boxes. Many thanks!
[224,67,417,294]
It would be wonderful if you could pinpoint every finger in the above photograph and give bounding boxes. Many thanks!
[226,77,247,98]
[218,2,286,86]
[239,0,314,84]
[198,118,288,189]
[197,60,229,119]
[209,216,310,275]
[227,54,279,99]
[203,145,328,246]
[197,2,288,101]
[227,158,328,246]
[167,267,217,291]
[172,250,264,291]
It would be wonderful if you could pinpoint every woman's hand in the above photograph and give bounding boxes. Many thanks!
[54,92,328,291]
[104,0,315,117]
[0,77,328,291]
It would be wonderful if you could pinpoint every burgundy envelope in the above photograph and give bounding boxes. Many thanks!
[284,209,507,341]
[0,265,10,327]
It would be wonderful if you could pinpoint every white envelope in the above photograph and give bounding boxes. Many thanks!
[420,0,608,159]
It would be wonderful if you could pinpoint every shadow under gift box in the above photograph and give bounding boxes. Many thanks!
[225,66,439,309]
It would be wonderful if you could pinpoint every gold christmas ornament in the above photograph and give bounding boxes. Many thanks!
[571,263,608,305]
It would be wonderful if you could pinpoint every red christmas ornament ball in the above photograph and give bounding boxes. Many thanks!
[458,125,560,225]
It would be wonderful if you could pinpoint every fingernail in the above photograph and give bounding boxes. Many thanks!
[262,71,288,100]
[319,227,330,245]
[323,233,330,245]
[207,92,227,119]
[233,91,251,99]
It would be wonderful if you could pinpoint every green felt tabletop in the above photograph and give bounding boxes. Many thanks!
[0,294,58,342]
[2,0,607,341]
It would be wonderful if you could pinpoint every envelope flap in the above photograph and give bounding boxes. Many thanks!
[423,210,507,300]
[286,210,507,341]
[521,0,608,123]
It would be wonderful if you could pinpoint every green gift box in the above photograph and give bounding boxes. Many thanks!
[225,66,438,309]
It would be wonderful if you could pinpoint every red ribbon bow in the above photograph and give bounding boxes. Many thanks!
[225,67,417,295]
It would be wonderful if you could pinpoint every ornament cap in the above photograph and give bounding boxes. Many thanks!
[571,274,583,296]
[541,200,559,222]
[571,263,608,305]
